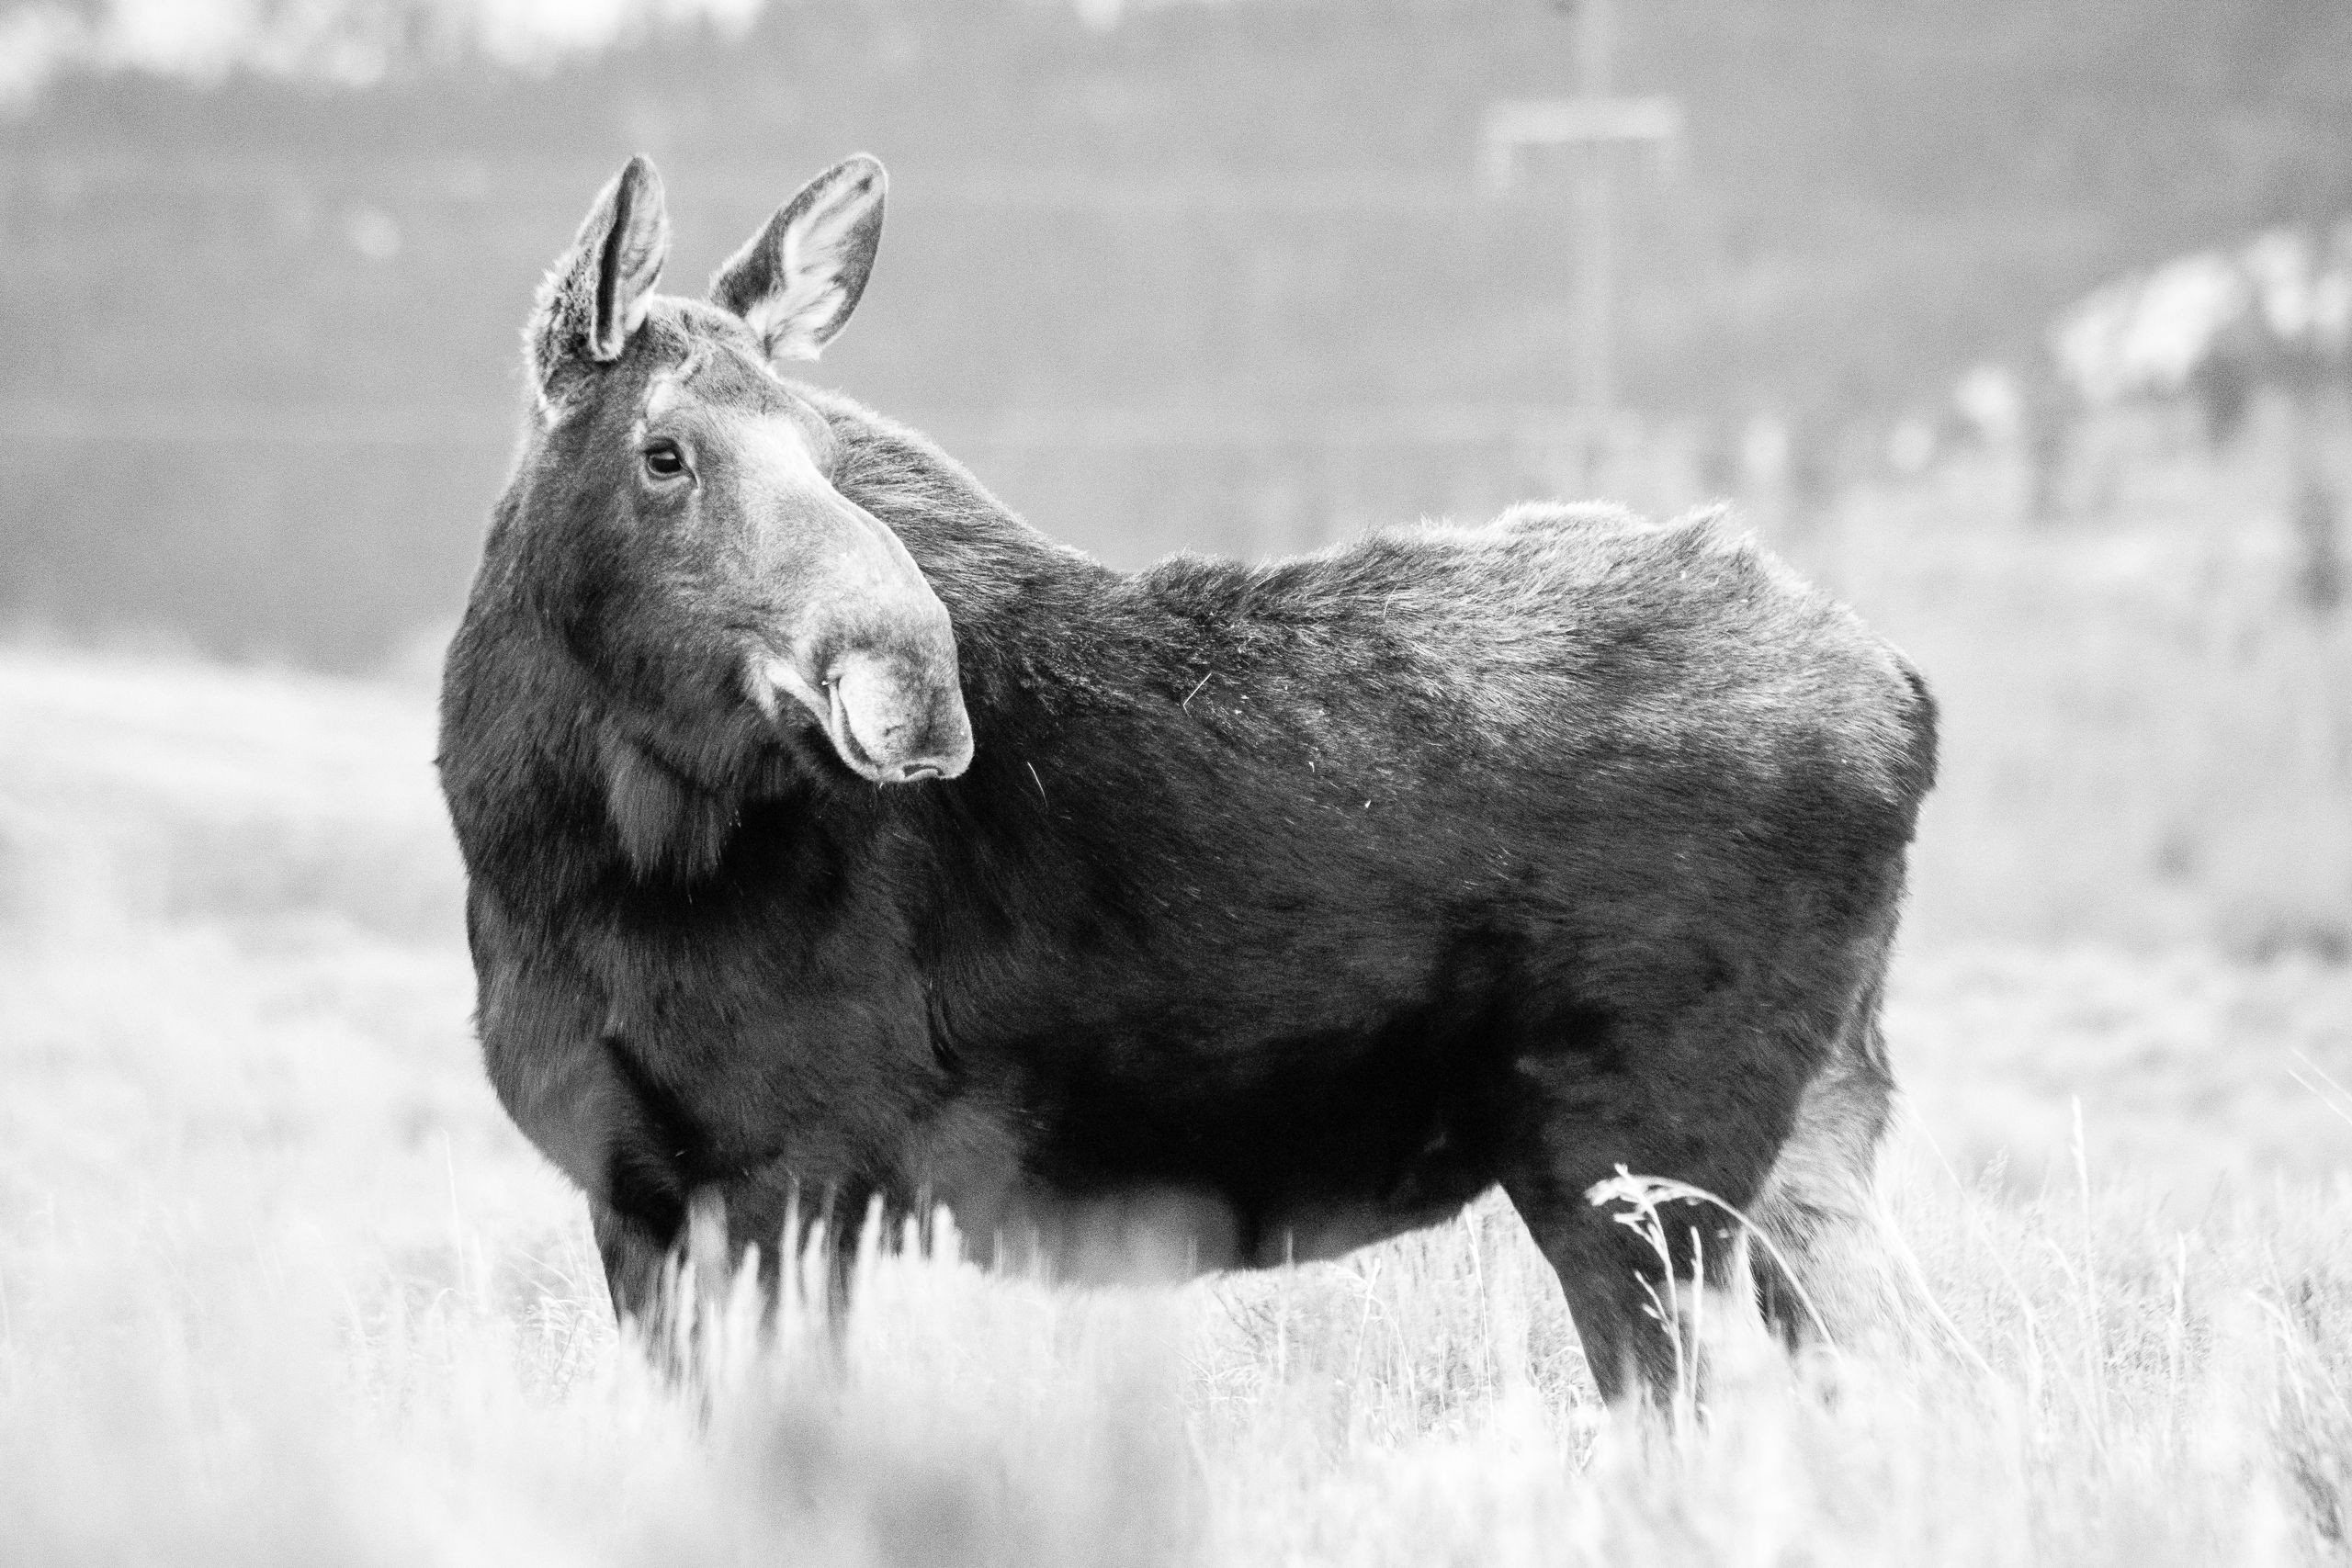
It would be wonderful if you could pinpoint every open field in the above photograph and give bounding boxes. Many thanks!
[2,493,2349,1567]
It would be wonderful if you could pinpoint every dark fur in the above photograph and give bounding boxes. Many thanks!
[440,300,1936,1401]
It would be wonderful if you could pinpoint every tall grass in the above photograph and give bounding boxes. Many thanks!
[6,1113,2352,1565]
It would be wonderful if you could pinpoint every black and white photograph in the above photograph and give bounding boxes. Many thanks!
[3,1,2349,1562]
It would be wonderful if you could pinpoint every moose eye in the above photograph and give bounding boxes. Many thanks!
[641,441,688,481]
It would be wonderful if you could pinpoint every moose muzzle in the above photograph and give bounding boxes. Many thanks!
[745,510,973,784]
[755,630,971,784]
[816,639,973,784]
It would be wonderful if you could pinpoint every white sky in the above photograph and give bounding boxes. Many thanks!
[0,0,771,107]
[0,0,1243,112]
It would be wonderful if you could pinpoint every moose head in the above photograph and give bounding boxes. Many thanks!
[514,154,972,790]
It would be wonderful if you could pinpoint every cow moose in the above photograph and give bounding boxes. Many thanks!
[436,152,1938,1404]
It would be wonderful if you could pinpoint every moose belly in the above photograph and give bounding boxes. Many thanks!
[961,1179,1489,1283]
[947,1010,1534,1281]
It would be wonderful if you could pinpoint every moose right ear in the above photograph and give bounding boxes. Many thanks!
[526,156,671,415]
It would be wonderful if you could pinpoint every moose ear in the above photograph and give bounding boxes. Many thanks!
[709,154,886,362]
[526,156,671,409]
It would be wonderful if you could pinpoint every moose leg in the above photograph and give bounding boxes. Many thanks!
[1748,971,1898,1348]
[591,1194,686,1354]
[591,1180,872,1381]
[1503,1173,1746,1404]
[1501,986,1827,1404]
[699,1171,886,1343]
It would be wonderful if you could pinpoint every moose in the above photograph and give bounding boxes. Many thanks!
[437,152,1937,1403]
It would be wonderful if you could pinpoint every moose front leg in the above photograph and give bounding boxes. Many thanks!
[590,1193,677,1335]
[592,1168,887,1363]
[711,1169,886,1333]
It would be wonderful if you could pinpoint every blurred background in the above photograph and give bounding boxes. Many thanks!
[2,0,2348,985]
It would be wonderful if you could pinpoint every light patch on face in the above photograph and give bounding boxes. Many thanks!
[727,408,831,493]
[640,342,708,423]
[629,340,820,491]
[724,412,840,718]
[708,406,854,705]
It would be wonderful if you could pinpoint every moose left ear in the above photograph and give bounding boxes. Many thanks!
[527,156,671,412]
[709,154,887,362]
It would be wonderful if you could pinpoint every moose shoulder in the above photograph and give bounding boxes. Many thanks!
[438,153,1937,1403]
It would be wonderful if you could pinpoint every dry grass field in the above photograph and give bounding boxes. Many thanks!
[3,489,2350,1564]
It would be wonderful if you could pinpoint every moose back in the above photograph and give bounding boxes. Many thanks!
[437,153,1937,1402]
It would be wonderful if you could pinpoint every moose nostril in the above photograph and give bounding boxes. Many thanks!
[894,762,944,784]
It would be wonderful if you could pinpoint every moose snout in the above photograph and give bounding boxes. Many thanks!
[736,479,973,784]
[824,648,974,784]
[751,643,970,784]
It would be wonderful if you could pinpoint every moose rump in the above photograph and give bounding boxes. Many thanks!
[438,152,1938,1404]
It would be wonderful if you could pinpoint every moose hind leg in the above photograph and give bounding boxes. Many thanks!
[1501,988,1822,1404]
[1504,1172,1753,1406]
[1749,986,1898,1348]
